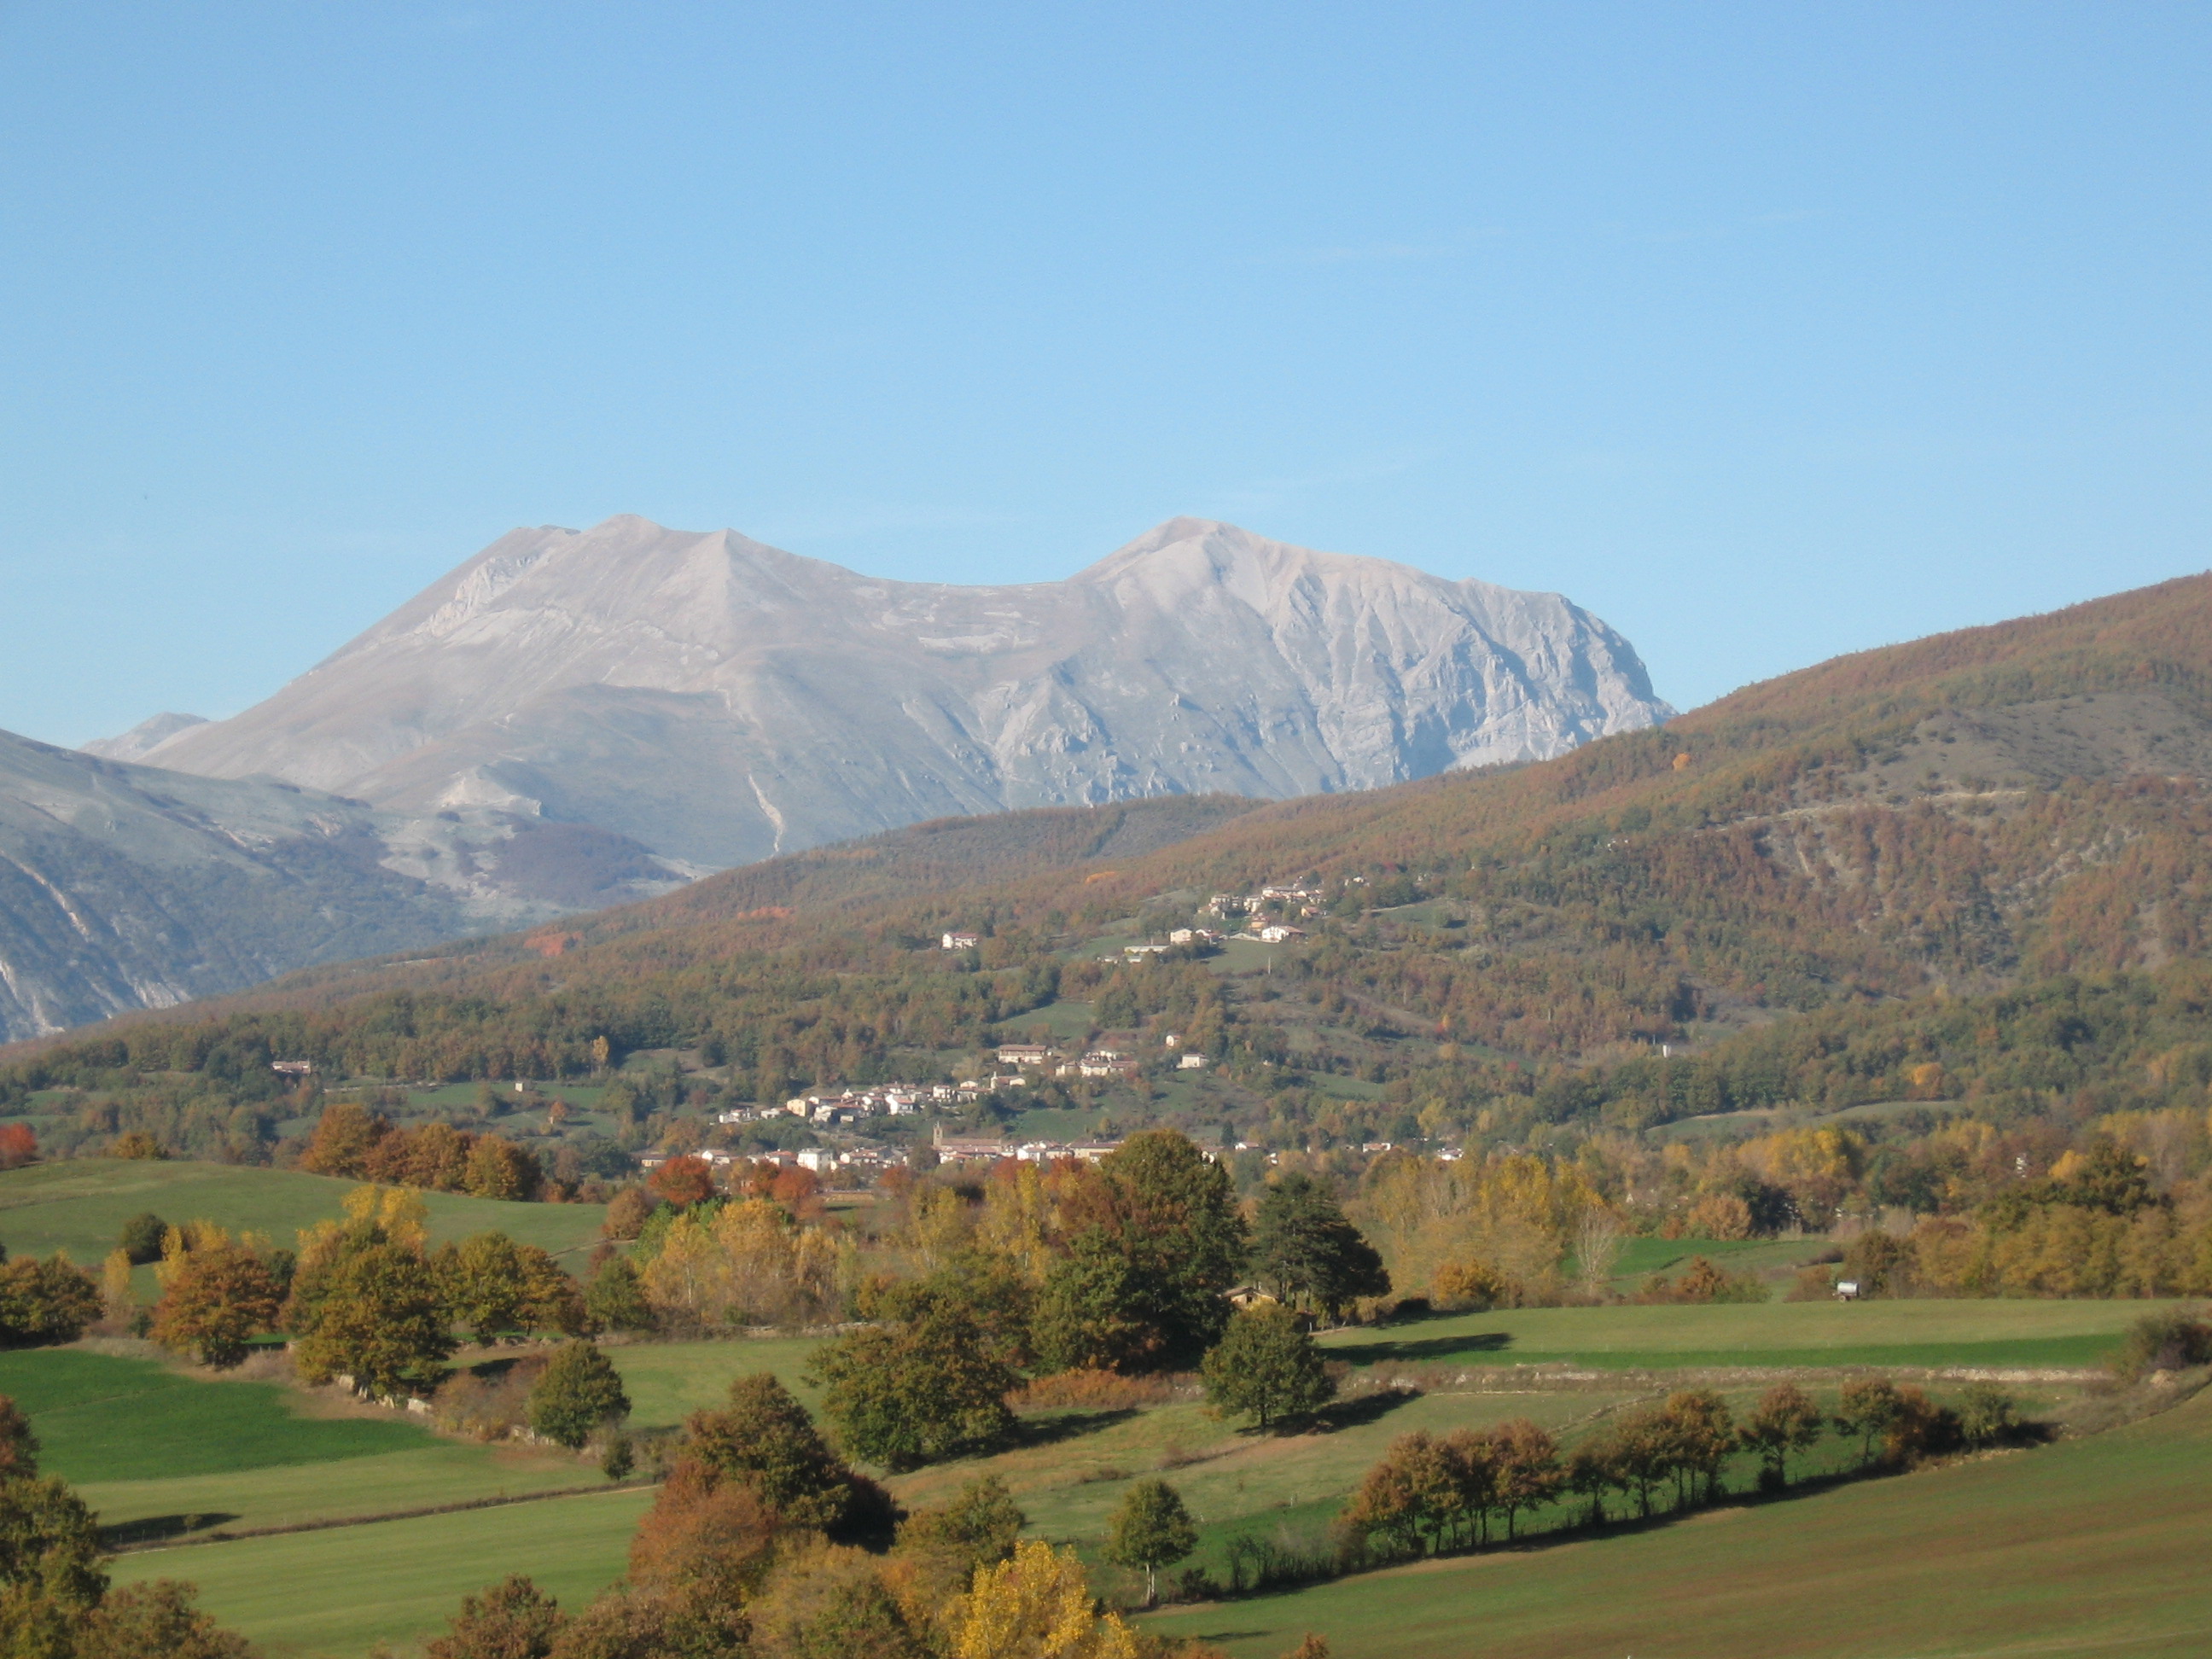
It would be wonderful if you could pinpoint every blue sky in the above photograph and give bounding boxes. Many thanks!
[3,3,2207,745]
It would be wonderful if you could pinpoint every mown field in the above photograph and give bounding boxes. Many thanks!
[0,1345,597,1542]
[1320,1297,2163,1373]
[1144,1386,2212,1659]
[0,1159,608,1268]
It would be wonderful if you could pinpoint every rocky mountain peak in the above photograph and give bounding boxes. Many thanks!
[131,516,1673,868]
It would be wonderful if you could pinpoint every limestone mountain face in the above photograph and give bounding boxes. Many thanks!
[137,516,1673,868]
[0,730,691,1042]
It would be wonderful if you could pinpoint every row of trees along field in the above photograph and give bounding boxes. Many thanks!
[1338,1376,2029,1568]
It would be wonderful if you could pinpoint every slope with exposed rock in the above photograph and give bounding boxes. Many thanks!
[131,515,1672,868]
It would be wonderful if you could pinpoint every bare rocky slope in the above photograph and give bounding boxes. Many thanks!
[0,730,696,1042]
[133,515,1673,868]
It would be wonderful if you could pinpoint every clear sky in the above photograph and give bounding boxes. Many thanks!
[3,3,2207,746]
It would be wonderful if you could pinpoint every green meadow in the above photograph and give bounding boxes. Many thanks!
[108,1487,654,1658]
[0,1159,608,1267]
[1322,1297,2156,1373]
[0,1283,2171,1655]
[0,1346,596,1541]
[608,1336,827,1428]
[1144,1388,2212,1659]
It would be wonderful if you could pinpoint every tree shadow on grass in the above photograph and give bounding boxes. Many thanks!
[98,1511,240,1549]
[1311,1387,1423,1433]
[1325,1332,1511,1366]
[1010,1408,1139,1448]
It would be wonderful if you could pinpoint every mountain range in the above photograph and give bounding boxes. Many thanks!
[0,517,1664,1040]
[18,564,2212,1102]
[116,515,1671,867]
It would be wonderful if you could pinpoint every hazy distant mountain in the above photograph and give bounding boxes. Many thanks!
[81,712,209,763]
[135,515,1674,867]
[0,730,695,1042]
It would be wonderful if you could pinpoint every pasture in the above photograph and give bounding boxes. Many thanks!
[1143,1388,2212,1658]
[0,1346,593,1537]
[1324,1297,2157,1373]
[608,1336,827,1428]
[0,1297,2172,1656]
[109,1486,654,1658]
[0,1160,607,1266]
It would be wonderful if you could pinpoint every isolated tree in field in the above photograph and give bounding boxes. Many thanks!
[1249,1173,1390,1322]
[585,1254,655,1332]
[1834,1377,1903,1467]
[1572,1204,1625,1297]
[812,1284,1019,1470]
[424,1574,566,1659]
[1741,1382,1825,1488]
[289,1242,454,1398]
[151,1240,284,1368]
[1106,1478,1197,1607]
[118,1213,168,1266]
[1201,1305,1335,1431]
[527,1341,632,1451]
[1487,1418,1563,1540]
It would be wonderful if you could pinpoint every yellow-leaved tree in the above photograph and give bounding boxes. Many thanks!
[952,1540,1138,1659]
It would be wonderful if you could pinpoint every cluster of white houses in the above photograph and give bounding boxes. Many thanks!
[1203,883,1324,918]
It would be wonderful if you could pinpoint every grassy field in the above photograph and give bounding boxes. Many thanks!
[0,1345,593,1535]
[1144,1387,2212,1659]
[110,1487,655,1658]
[608,1336,826,1428]
[1324,1298,2158,1373]
[44,1295,2177,1658]
[0,1348,427,1484]
[0,1160,607,1267]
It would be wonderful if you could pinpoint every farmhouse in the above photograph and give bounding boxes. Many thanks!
[940,931,981,950]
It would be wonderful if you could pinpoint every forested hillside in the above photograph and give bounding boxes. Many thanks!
[10,572,2212,1206]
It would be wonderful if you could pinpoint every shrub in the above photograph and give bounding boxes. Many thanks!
[424,1574,565,1659]
[433,1357,548,1441]
[1431,1260,1524,1312]
[1006,1368,1187,1412]
[1955,1383,2023,1448]
[119,1214,168,1266]
[602,1187,657,1241]
[2109,1309,2212,1382]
